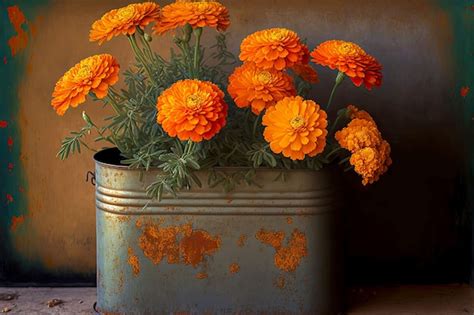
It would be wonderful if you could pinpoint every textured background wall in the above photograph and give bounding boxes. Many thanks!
[0,0,472,284]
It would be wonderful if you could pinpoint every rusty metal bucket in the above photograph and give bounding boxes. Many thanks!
[94,148,343,314]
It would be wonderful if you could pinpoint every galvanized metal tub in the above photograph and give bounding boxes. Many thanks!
[95,148,343,315]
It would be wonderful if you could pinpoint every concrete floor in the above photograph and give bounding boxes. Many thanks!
[0,285,473,314]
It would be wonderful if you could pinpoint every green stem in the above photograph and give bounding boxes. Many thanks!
[326,71,345,111]
[252,111,263,140]
[193,27,203,78]
[329,114,343,135]
[105,95,121,115]
[128,35,156,87]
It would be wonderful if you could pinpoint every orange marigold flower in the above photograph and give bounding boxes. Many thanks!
[310,40,382,90]
[153,0,230,35]
[292,63,319,83]
[350,140,392,185]
[346,105,375,122]
[335,118,382,153]
[240,28,307,71]
[51,54,120,116]
[262,96,328,161]
[90,2,160,44]
[156,79,228,142]
[227,63,296,115]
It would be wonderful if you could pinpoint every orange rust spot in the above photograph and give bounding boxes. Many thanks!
[10,215,25,231]
[0,121,8,128]
[135,218,143,228]
[256,228,308,272]
[195,272,208,279]
[180,229,221,267]
[7,6,29,56]
[229,263,240,274]
[138,223,220,268]
[256,229,285,248]
[286,217,293,225]
[6,193,13,204]
[117,215,130,223]
[275,275,286,289]
[127,247,140,276]
[139,225,180,265]
[237,234,247,247]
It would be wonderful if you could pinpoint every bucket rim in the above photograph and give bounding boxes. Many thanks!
[93,147,330,174]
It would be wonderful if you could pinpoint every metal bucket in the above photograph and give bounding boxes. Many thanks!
[94,148,343,315]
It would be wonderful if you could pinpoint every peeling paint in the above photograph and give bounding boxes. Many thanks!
[256,228,308,272]
[7,6,29,56]
[237,234,247,247]
[10,215,25,232]
[195,272,208,280]
[229,263,240,274]
[127,247,140,276]
[6,194,13,204]
[138,223,221,269]
[7,136,13,150]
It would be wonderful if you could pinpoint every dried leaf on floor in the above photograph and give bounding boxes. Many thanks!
[1,306,13,313]
[46,298,63,308]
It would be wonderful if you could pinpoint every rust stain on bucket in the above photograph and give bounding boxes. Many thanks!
[195,272,208,280]
[180,228,221,267]
[138,223,221,268]
[127,247,140,276]
[237,234,247,247]
[256,228,308,272]
[229,263,240,274]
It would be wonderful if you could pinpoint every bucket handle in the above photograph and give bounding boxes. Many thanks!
[86,171,96,186]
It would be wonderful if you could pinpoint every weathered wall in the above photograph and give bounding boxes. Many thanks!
[0,0,472,284]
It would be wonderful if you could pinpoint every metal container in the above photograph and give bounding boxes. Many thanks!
[95,148,343,315]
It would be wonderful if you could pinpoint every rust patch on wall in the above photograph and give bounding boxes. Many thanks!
[138,223,221,269]
[127,247,140,276]
[256,228,308,272]
[275,276,286,289]
[10,215,25,232]
[229,263,240,274]
[195,272,208,280]
[237,234,247,247]
[286,217,293,225]
[7,6,29,56]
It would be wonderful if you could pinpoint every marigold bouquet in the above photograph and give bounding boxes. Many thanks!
[52,0,391,200]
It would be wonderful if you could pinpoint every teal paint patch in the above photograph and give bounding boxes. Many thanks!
[437,0,474,284]
[0,0,50,282]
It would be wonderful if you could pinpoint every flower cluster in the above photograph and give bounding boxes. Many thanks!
[311,40,382,90]
[52,0,392,198]
[336,105,391,185]
[156,80,228,142]
[51,54,120,115]
[90,2,160,44]
[153,0,230,34]
[262,96,327,160]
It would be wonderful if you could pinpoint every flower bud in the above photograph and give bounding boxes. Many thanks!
[144,33,152,42]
